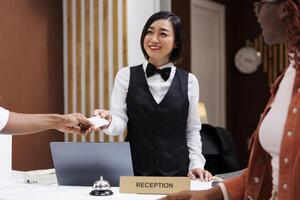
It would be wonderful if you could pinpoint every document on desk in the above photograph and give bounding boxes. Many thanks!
[190,180,212,190]
[23,168,57,185]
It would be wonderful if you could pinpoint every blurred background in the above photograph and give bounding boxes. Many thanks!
[0,0,284,172]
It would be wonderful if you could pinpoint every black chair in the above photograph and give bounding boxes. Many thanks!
[200,124,240,175]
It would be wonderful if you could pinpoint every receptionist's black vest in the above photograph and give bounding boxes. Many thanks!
[125,65,190,176]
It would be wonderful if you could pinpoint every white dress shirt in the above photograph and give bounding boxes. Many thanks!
[259,63,296,192]
[103,61,206,170]
[219,61,296,200]
[0,107,9,132]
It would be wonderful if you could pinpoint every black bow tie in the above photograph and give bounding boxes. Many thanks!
[146,63,171,81]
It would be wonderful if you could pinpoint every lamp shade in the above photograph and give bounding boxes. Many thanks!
[198,102,208,124]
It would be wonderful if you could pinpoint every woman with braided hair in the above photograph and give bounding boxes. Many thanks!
[161,0,300,199]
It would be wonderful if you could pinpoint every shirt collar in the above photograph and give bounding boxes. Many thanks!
[142,60,175,71]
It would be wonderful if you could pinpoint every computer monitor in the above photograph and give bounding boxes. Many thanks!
[50,142,133,186]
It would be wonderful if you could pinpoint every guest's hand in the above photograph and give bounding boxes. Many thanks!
[158,187,223,200]
[159,190,209,200]
[56,113,93,135]
[187,168,212,181]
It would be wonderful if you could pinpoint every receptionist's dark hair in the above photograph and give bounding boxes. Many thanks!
[140,11,185,63]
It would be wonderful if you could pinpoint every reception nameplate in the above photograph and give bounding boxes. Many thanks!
[119,176,190,194]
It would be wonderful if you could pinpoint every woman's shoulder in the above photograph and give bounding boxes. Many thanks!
[116,64,143,79]
[175,67,198,83]
[188,73,199,86]
[188,72,198,81]
[115,67,130,82]
[118,64,143,72]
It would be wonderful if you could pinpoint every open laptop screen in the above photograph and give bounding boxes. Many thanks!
[50,142,133,186]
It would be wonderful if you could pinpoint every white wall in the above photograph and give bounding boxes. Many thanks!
[126,0,171,66]
[0,134,12,179]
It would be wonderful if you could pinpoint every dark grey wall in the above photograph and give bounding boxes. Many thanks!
[172,0,270,167]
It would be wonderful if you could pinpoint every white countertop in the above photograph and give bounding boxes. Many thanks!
[0,171,212,200]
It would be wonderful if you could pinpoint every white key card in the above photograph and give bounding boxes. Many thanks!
[88,116,109,128]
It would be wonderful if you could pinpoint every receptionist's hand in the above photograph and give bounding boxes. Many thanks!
[93,109,112,130]
[187,168,212,181]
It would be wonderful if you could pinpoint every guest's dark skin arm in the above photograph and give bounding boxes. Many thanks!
[159,186,224,200]
[2,112,93,135]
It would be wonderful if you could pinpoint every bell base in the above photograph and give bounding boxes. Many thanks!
[90,189,113,196]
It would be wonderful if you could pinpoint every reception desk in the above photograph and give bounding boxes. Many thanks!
[0,171,212,200]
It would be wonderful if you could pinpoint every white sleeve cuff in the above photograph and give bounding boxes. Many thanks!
[189,160,205,171]
[102,116,127,136]
[218,182,230,200]
[102,117,119,136]
[0,107,9,132]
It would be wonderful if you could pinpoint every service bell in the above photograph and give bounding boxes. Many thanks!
[89,176,113,196]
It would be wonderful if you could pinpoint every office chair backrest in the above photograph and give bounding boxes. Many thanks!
[200,124,240,175]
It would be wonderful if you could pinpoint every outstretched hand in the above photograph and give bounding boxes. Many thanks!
[57,113,94,135]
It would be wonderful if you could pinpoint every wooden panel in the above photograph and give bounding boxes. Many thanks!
[122,0,128,66]
[94,0,100,143]
[172,0,191,72]
[103,0,110,142]
[85,0,91,142]
[113,0,119,78]
[67,0,74,142]
[64,0,127,143]
[0,0,64,170]
[76,0,82,142]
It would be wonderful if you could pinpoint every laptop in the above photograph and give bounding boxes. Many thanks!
[50,142,134,186]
